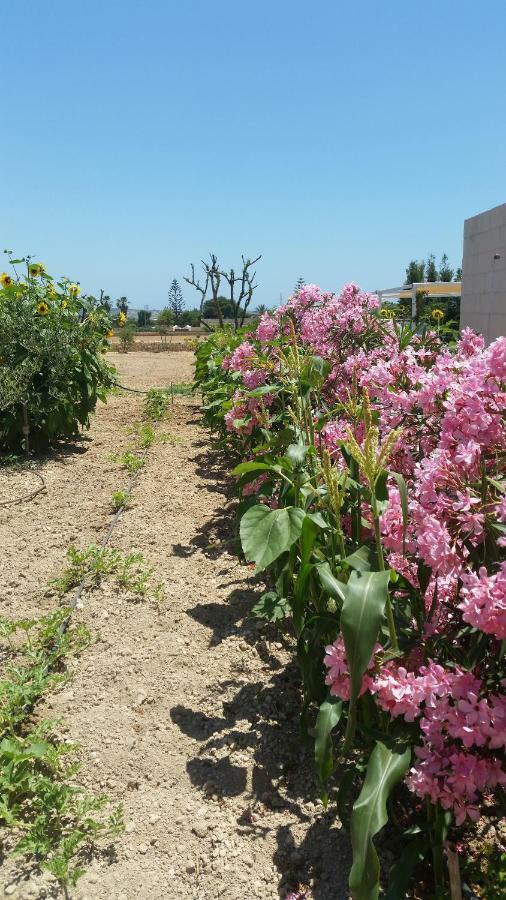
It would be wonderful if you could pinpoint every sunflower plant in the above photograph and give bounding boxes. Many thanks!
[0,252,115,452]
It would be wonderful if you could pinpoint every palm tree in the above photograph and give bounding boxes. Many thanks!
[252,303,269,316]
[116,296,128,315]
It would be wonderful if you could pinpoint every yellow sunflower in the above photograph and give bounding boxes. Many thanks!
[29,263,46,277]
[0,272,13,288]
[118,312,127,326]
[61,299,69,309]
[68,283,81,296]
[431,308,445,321]
[36,301,50,316]
[107,329,114,338]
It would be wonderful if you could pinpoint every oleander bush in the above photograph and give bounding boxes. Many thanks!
[195,283,506,899]
[0,254,115,452]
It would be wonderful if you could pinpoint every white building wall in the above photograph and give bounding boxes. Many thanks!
[460,203,506,342]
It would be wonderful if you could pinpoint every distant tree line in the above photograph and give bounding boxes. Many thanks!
[405,253,462,285]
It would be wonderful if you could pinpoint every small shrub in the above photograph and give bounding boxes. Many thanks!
[118,322,136,352]
[143,388,171,420]
[111,489,129,511]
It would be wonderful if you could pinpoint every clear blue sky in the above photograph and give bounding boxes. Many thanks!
[2,0,505,309]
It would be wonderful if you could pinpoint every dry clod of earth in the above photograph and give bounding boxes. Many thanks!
[0,352,350,900]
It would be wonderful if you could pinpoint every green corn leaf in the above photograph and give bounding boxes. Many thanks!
[240,505,305,573]
[316,562,346,603]
[349,741,411,900]
[314,696,342,804]
[341,570,390,747]
[345,545,377,572]
[292,562,314,635]
[389,471,409,555]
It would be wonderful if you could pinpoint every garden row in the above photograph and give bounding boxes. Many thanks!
[194,284,506,899]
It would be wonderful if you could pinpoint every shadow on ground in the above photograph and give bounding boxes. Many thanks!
[170,436,350,897]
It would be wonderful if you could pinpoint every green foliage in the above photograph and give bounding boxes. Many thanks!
[0,609,123,889]
[126,421,156,448]
[111,489,129,511]
[0,253,115,452]
[118,321,136,352]
[111,449,145,473]
[349,742,411,900]
[168,278,185,323]
[53,544,154,597]
[143,388,172,420]
[137,309,152,327]
[314,697,342,801]
[240,505,306,573]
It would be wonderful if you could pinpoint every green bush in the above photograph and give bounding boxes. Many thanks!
[0,255,115,452]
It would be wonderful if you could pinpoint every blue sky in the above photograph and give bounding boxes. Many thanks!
[2,0,505,309]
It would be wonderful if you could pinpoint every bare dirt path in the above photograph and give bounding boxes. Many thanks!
[0,352,348,900]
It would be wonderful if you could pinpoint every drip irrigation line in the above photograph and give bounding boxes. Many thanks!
[113,381,152,395]
[0,470,47,507]
[65,446,149,616]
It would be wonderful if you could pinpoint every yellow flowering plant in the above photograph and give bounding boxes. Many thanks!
[0,252,115,452]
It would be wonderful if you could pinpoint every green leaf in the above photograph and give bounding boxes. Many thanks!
[341,570,390,747]
[300,515,319,565]
[385,835,430,900]
[349,741,411,900]
[345,545,377,572]
[314,696,342,801]
[252,592,290,622]
[389,471,409,555]
[292,562,314,635]
[316,562,346,603]
[240,505,305,573]
[305,511,328,529]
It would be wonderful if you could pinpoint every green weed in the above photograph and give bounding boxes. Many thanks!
[125,421,156,448]
[110,449,144,474]
[143,388,172,421]
[0,611,123,890]
[53,544,154,598]
[111,489,129,512]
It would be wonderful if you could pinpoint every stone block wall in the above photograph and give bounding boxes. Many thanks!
[460,203,506,342]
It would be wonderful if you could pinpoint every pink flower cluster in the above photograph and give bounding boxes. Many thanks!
[459,563,506,640]
[323,641,506,824]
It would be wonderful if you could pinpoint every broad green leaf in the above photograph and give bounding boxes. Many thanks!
[389,471,409,555]
[252,592,290,622]
[349,741,411,900]
[341,570,390,746]
[316,562,346,603]
[240,505,305,573]
[314,696,342,801]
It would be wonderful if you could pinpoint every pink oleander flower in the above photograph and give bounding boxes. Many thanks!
[459,563,506,640]
[323,637,378,700]
[242,368,267,390]
[226,341,256,373]
[256,313,279,342]
[371,660,455,722]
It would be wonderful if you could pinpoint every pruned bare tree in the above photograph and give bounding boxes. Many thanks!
[185,252,261,330]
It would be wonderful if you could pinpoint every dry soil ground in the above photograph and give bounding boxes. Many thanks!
[0,351,349,900]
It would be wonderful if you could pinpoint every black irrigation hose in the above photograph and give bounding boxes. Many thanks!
[112,381,152,395]
[0,469,47,507]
